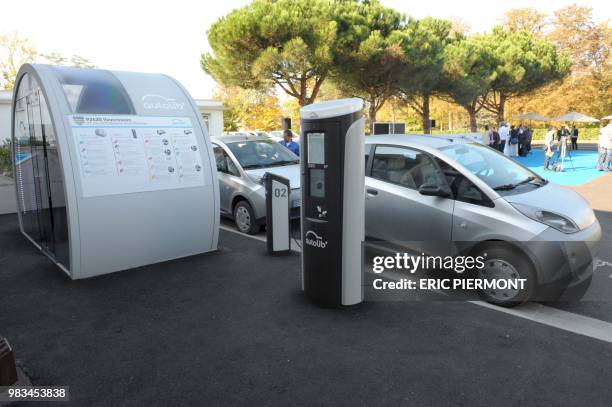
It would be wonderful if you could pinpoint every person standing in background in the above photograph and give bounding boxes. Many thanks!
[525,126,533,155]
[557,124,570,142]
[498,122,509,154]
[492,127,501,151]
[279,129,300,156]
[596,122,612,171]
[509,125,519,157]
[485,125,495,148]
[544,126,557,171]
[570,125,579,150]
[518,124,528,156]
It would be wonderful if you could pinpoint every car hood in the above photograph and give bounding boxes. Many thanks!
[504,182,596,229]
[245,164,301,189]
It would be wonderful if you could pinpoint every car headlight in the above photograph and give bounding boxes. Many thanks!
[511,203,579,234]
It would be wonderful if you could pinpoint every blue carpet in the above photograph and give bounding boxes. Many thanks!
[513,148,605,186]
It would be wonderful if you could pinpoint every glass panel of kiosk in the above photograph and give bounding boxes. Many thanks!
[13,74,69,269]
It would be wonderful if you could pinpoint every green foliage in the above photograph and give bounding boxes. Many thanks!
[397,17,454,133]
[441,35,496,107]
[202,0,337,106]
[203,2,592,133]
[488,27,570,97]
[330,0,406,125]
[399,17,453,95]
[439,34,497,130]
[482,27,571,121]
[529,127,600,141]
[223,107,240,132]
[0,139,12,177]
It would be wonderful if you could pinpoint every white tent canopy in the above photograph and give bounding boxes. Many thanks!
[512,112,550,121]
[601,115,612,120]
[552,111,600,122]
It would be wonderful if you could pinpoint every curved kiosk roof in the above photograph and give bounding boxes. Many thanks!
[11,64,219,279]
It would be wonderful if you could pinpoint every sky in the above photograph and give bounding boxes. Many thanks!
[2,0,610,99]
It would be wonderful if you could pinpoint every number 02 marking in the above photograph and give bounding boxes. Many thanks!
[274,188,287,198]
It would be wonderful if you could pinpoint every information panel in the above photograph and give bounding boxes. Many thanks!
[70,115,205,197]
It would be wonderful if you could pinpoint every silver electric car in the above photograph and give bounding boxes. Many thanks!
[212,134,301,234]
[365,135,601,306]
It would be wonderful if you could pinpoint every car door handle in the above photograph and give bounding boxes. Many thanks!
[366,188,378,196]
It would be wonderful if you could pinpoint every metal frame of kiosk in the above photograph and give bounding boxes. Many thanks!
[299,98,365,306]
[11,64,219,279]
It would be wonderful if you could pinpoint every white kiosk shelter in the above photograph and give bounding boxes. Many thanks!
[11,64,219,279]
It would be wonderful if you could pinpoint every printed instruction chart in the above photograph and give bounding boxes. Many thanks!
[70,115,206,197]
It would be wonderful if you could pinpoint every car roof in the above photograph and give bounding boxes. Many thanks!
[366,134,457,149]
[213,133,272,143]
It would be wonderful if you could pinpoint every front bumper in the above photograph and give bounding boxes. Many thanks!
[524,219,601,300]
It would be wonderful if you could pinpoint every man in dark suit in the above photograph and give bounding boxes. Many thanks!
[570,125,579,150]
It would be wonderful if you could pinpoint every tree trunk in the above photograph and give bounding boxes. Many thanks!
[466,105,477,132]
[422,93,431,134]
[497,93,506,123]
[369,96,378,135]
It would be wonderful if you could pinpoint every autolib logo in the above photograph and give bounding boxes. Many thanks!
[142,94,185,110]
[305,230,327,249]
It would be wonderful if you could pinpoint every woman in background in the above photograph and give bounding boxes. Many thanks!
[508,125,519,157]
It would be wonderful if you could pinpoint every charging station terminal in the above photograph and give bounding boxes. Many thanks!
[299,98,365,306]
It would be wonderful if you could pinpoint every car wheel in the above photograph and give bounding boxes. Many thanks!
[476,243,536,307]
[233,201,260,235]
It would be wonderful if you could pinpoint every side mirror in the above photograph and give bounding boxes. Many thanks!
[418,183,451,198]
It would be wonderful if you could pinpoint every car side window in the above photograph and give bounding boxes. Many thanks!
[213,146,239,177]
[213,146,227,172]
[371,145,444,189]
[434,158,494,208]
[226,155,239,176]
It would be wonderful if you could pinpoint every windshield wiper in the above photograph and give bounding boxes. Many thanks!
[493,176,540,191]
[517,176,536,186]
[281,160,299,166]
[264,160,299,167]
[242,164,267,169]
[520,176,547,187]
[493,183,518,191]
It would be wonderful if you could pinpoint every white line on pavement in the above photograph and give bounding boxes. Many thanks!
[470,300,612,343]
[220,225,267,243]
[220,226,612,344]
[219,224,302,251]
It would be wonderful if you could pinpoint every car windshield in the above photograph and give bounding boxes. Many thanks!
[226,139,299,169]
[439,143,545,193]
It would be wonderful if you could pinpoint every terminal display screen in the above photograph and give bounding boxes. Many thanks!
[307,132,325,165]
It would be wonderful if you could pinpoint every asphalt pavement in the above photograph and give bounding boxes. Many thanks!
[1,213,612,406]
